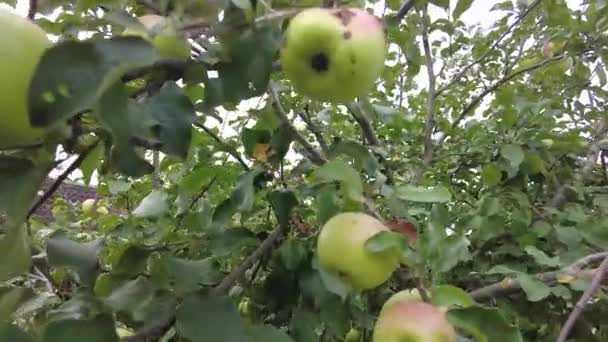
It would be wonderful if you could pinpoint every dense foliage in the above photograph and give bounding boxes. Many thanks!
[1,0,607,341]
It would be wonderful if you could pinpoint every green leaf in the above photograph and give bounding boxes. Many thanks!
[316,185,341,225]
[453,0,475,19]
[209,227,259,257]
[429,0,449,10]
[112,246,150,277]
[0,287,34,321]
[41,314,119,342]
[500,144,525,168]
[578,219,608,249]
[132,189,169,218]
[211,167,264,229]
[0,155,51,225]
[524,246,561,267]
[316,263,353,300]
[104,276,154,313]
[28,37,158,127]
[395,185,452,203]
[430,285,475,308]
[143,82,195,159]
[248,325,294,342]
[329,140,380,176]
[203,27,281,108]
[0,224,31,282]
[80,142,104,185]
[447,306,523,342]
[46,233,102,287]
[176,294,252,342]
[312,160,364,203]
[432,235,472,273]
[365,231,408,253]
[481,163,502,187]
[269,190,298,227]
[167,257,223,296]
[289,307,320,342]
[278,239,308,271]
[516,273,552,302]
[0,323,33,342]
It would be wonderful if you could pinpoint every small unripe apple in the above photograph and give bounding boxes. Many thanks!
[280,8,386,103]
[81,198,96,214]
[373,301,456,342]
[96,206,109,215]
[0,6,52,149]
[123,15,191,59]
[317,212,400,291]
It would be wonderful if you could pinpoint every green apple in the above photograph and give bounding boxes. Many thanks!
[373,301,456,342]
[0,6,52,149]
[124,15,191,59]
[317,212,400,291]
[81,198,96,215]
[280,7,386,103]
[96,206,110,215]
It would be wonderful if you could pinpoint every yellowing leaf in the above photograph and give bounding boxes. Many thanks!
[252,143,272,161]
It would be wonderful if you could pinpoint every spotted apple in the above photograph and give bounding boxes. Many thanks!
[0,6,52,149]
[316,212,400,291]
[373,300,456,342]
[280,8,386,103]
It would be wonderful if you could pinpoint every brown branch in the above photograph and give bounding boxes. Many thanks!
[268,83,326,165]
[421,6,436,169]
[210,224,288,295]
[394,0,416,22]
[28,0,38,20]
[346,103,395,184]
[557,256,608,342]
[469,251,608,301]
[124,222,289,342]
[440,54,565,143]
[297,109,330,155]
[435,0,542,96]
[193,121,250,171]
[27,140,100,219]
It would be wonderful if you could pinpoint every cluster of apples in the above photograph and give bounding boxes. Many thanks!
[317,212,456,341]
[280,7,387,103]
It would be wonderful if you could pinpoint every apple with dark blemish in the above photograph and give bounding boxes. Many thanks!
[280,8,386,103]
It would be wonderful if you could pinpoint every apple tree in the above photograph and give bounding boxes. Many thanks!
[1,0,607,341]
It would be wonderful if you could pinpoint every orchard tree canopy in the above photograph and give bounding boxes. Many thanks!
[0,0,608,341]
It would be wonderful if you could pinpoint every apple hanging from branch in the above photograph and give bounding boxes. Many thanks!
[316,212,400,291]
[280,7,387,103]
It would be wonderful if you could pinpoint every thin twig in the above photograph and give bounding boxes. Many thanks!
[421,6,437,169]
[27,141,100,219]
[435,0,543,96]
[193,121,250,171]
[439,54,565,143]
[268,83,326,165]
[470,251,608,301]
[556,256,608,342]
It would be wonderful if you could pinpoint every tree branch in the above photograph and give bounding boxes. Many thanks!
[421,6,437,169]
[469,251,608,301]
[210,223,288,295]
[27,140,100,219]
[346,103,395,184]
[557,256,608,342]
[435,0,542,96]
[394,0,416,23]
[28,0,38,20]
[193,121,250,171]
[297,109,330,155]
[268,83,326,165]
[440,54,565,143]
